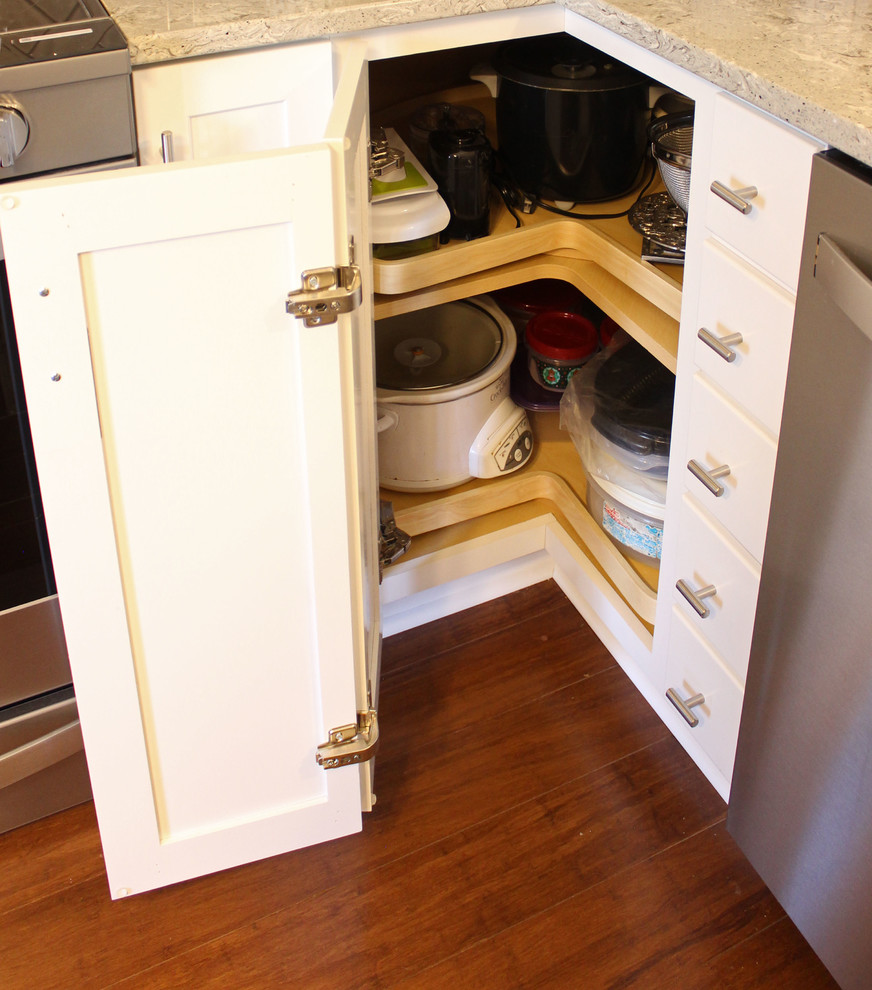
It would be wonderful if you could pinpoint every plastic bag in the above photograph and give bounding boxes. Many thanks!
[559,332,674,504]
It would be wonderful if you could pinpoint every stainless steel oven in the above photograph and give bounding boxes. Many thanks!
[0,0,136,832]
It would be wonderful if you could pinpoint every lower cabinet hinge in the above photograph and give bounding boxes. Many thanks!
[316,708,379,769]
[286,265,362,327]
[378,499,411,577]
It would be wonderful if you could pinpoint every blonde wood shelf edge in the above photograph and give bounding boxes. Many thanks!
[392,470,658,624]
[374,214,680,315]
[375,253,679,373]
[370,80,681,369]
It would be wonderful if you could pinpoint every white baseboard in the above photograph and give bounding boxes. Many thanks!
[380,514,651,657]
[380,517,556,636]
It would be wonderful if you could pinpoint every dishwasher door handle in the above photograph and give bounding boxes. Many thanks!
[815,233,872,341]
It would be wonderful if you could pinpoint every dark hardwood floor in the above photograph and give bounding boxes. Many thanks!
[0,581,837,989]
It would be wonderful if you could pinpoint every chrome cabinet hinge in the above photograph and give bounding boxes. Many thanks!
[378,499,411,576]
[316,708,379,769]
[369,126,405,179]
[286,265,362,327]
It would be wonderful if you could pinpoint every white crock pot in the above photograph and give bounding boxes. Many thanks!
[376,296,533,491]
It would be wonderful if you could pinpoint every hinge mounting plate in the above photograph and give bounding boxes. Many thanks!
[378,499,411,576]
[286,265,362,327]
[316,708,379,769]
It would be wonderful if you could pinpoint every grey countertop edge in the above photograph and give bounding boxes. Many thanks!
[116,0,872,168]
[121,1,553,65]
[563,0,867,164]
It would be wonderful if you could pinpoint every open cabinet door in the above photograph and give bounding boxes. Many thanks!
[0,46,379,898]
[327,44,383,811]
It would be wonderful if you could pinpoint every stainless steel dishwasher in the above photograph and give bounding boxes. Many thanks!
[728,149,872,990]
[0,0,136,832]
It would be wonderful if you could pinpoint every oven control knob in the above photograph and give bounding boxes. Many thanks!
[0,107,29,168]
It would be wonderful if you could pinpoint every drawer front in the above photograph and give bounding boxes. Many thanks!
[673,494,760,685]
[665,608,744,783]
[685,373,777,561]
[695,239,795,435]
[705,93,823,291]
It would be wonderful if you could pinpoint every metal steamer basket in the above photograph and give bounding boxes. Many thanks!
[650,111,694,213]
[629,109,693,262]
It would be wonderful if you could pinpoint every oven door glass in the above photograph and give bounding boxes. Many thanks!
[0,261,55,612]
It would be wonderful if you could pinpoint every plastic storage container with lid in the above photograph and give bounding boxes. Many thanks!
[585,463,666,565]
[492,279,593,338]
[559,333,674,565]
[590,336,674,476]
[525,311,598,391]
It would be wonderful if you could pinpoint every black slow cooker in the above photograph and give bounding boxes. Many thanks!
[494,34,651,204]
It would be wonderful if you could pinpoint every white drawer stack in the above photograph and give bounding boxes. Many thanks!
[664,94,824,785]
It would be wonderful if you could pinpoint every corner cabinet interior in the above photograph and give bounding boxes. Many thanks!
[362,8,823,804]
[0,7,824,897]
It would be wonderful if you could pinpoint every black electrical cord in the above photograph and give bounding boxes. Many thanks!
[492,174,524,228]
[490,155,659,229]
[529,159,659,220]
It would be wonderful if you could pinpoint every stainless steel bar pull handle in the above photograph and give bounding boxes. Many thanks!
[814,233,872,341]
[710,181,758,215]
[161,130,174,164]
[698,327,743,362]
[676,579,717,618]
[666,688,706,728]
[687,459,730,496]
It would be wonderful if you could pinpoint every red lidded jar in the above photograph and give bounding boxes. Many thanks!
[525,311,598,391]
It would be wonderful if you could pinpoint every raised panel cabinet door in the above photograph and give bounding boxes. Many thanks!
[0,48,377,898]
[665,608,744,791]
[684,372,778,562]
[705,92,824,292]
[131,40,336,165]
[694,238,795,437]
[672,493,761,686]
[325,40,382,808]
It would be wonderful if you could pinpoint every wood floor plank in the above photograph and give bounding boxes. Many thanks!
[707,915,838,989]
[0,581,832,990]
[369,665,670,863]
[378,596,614,743]
[0,800,104,917]
[0,596,663,990]
[101,739,729,989]
[389,826,830,990]
[381,580,568,677]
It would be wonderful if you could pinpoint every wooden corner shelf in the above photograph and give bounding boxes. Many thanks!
[372,175,683,373]
[381,411,660,627]
[372,82,675,627]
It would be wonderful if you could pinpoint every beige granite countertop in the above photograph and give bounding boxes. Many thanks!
[105,0,872,167]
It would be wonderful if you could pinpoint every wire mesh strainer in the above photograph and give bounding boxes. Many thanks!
[650,112,693,214]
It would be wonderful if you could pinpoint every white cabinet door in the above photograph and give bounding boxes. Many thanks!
[132,40,336,165]
[704,93,824,292]
[684,373,778,562]
[694,239,796,437]
[0,48,378,898]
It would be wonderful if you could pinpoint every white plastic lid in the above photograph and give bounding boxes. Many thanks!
[588,469,667,522]
[371,189,451,244]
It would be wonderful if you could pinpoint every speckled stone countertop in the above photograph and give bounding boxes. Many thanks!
[105,0,872,167]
